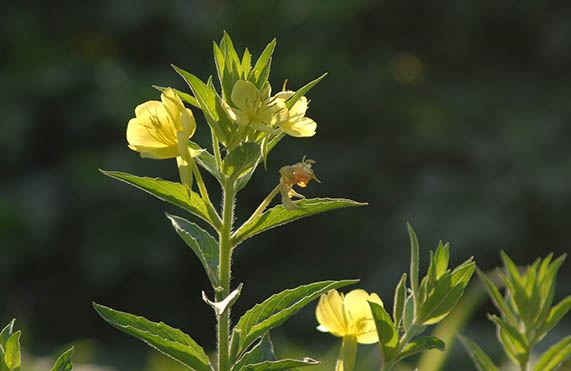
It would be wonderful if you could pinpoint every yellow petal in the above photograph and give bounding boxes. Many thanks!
[180,109,197,138]
[315,290,347,337]
[268,98,289,126]
[161,88,185,126]
[342,290,382,344]
[289,96,308,119]
[274,90,294,101]
[128,144,179,159]
[126,118,174,149]
[231,80,259,112]
[280,117,317,137]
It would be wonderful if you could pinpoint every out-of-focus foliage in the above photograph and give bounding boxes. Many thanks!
[2,0,571,369]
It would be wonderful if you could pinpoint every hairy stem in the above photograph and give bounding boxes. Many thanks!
[217,180,235,371]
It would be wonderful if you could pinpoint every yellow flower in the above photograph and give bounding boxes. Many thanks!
[274,91,317,137]
[126,88,202,191]
[126,87,197,159]
[316,289,382,344]
[223,80,288,134]
[279,156,320,210]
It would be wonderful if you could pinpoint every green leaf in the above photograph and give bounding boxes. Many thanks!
[251,39,276,90]
[407,223,420,306]
[0,319,15,353]
[93,303,212,371]
[476,268,518,328]
[420,259,475,325]
[489,314,529,365]
[50,347,74,371]
[189,142,222,182]
[173,65,228,145]
[232,198,367,247]
[500,251,523,285]
[369,302,398,362]
[213,41,226,93]
[101,170,219,229]
[396,336,445,362]
[434,242,450,280]
[167,214,220,288]
[240,358,319,371]
[536,295,571,342]
[403,295,414,331]
[222,142,261,181]
[458,334,499,371]
[231,280,358,358]
[285,73,327,110]
[153,85,201,109]
[393,273,407,327]
[4,331,21,371]
[241,48,251,80]
[533,336,571,371]
[231,334,276,371]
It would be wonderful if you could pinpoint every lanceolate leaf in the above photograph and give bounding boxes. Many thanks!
[458,334,499,371]
[50,347,74,371]
[285,73,327,110]
[232,280,358,358]
[476,268,518,328]
[251,39,276,89]
[101,170,219,228]
[168,214,220,288]
[240,358,319,371]
[407,223,420,304]
[396,336,445,361]
[393,273,407,327]
[231,198,367,247]
[93,303,212,371]
[420,260,475,325]
[4,331,21,371]
[231,334,276,371]
[533,336,571,371]
[536,295,571,341]
[0,319,15,352]
[369,302,398,362]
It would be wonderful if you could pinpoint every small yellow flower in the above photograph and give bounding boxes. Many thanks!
[316,289,382,344]
[126,88,197,159]
[279,156,320,210]
[274,91,317,137]
[223,80,288,134]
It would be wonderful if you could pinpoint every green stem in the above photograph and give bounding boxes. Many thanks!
[211,129,222,170]
[217,180,235,371]
[381,321,424,371]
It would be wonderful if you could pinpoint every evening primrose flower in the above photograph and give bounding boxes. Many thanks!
[274,91,317,137]
[316,289,382,344]
[278,156,320,210]
[126,88,202,190]
[222,80,288,134]
[316,289,383,371]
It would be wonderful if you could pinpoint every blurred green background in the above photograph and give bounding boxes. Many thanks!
[2,0,570,369]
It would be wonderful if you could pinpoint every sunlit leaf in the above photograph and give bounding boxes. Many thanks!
[100,170,219,228]
[93,303,212,371]
[232,198,367,247]
[251,39,276,89]
[533,336,571,371]
[285,73,327,110]
[50,347,74,371]
[407,223,420,304]
[0,319,15,352]
[231,280,358,358]
[536,295,571,342]
[239,358,319,371]
[369,301,398,362]
[231,334,276,371]
[396,336,445,361]
[3,331,21,370]
[153,85,201,109]
[477,268,518,327]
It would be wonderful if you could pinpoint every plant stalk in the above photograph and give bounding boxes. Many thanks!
[217,180,235,371]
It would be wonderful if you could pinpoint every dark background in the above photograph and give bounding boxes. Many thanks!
[2,0,570,369]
